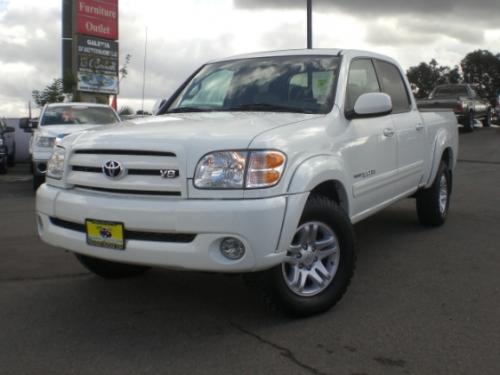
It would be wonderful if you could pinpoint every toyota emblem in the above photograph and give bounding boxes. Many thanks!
[102,160,124,179]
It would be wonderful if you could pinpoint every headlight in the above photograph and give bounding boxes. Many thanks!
[36,136,56,148]
[194,151,247,188]
[194,150,286,189]
[46,146,66,180]
[0,138,3,146]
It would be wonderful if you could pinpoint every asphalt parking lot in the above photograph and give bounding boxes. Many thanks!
[1,127,499,375]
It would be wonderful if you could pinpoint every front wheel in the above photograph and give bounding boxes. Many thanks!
[416,161,451,227]
[465,111,475,132]
[75,254,151,279]
[33,174,44,191]
[267,195,356,317]
[7,144,15,167]
[0,157,7,174]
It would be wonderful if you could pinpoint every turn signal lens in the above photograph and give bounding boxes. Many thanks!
[246,151,286,188]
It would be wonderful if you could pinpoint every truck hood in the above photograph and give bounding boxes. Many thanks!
[38,124,109,138]
[67,111,319,174]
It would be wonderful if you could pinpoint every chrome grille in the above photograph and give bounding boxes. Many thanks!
[67,149,184,197]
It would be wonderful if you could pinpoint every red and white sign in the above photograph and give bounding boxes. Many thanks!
[76,0,118,40]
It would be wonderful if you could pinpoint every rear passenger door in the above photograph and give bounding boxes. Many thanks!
[373,59,425,195]
[343,58,398,217]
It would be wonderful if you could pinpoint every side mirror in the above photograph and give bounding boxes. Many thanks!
[19,118,30,129]
[19,118,38,132]
[346,92,392,120]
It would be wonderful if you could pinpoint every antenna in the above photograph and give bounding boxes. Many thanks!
[141,27,148,115]
[307,0,312,49]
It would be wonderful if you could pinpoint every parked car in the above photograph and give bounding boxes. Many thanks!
[20,103,121,190]
[36,49,458,317]
[418,84,491,132]
[0,118,16,174]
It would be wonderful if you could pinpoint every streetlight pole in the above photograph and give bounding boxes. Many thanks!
[307,0,312,49]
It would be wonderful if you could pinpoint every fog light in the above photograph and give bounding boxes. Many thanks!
[220,237,245,260]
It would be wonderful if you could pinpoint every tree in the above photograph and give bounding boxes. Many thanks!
[32,78,65,107]
[407,59,462,98]
[460,50,500,99]
[118,105,134,116]
[119,54,132,82]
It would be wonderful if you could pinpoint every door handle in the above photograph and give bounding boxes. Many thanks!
[383,128,395,137]
[416,123,424,131]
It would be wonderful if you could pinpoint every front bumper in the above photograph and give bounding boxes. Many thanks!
[36,184,308,272]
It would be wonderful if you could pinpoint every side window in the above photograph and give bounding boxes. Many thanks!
[345,59,380,112]
[373,60,411,113]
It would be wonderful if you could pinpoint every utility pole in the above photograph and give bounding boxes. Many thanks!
[307,0,312,49]
[141,27,148,115]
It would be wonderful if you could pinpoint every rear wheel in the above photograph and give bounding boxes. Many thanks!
[481,109,492,128]
[266,195,356,317]
[75,254,151,279]
[416,161,451,227]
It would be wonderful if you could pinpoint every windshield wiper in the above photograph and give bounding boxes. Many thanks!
[166,107,216,113]
[224,103,315,114]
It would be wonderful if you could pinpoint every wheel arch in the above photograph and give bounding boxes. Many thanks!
[278,156,352,254]
[287,155,351,216]
[426,129,456,188]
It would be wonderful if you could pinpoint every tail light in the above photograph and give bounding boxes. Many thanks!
[454,101,464,113]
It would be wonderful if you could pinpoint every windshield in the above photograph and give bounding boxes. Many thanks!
[167,55,340,114]
[41,106,119,126]
[432,86,468,98]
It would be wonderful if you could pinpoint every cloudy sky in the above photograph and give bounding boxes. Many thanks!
[0,0,499,117]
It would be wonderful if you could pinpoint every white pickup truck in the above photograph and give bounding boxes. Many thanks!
[37,49,458,316]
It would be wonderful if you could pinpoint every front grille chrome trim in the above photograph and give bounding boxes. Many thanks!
[74,149,176,157]
[72,166,173,177]
[74,185,181,196]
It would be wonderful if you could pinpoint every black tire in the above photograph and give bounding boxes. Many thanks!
[75,254,151,279]
[416,161,451,227]
[481,109,492,128]
[33,174,44,191]
[7,143,15,167]
[263,195,356,317]
[0,157,7,174]
[465,111,475,132]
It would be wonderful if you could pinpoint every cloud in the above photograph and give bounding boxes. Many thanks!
[365,18,485,46]
[234,0,500,41]
[233,0,499,18]
[0,0,498,117]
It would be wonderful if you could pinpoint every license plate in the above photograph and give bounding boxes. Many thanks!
[85,219,125,250]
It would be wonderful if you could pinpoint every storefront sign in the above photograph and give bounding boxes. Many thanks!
[77,35,118,75]
[76,0,118,40]
[77,72,119,94]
